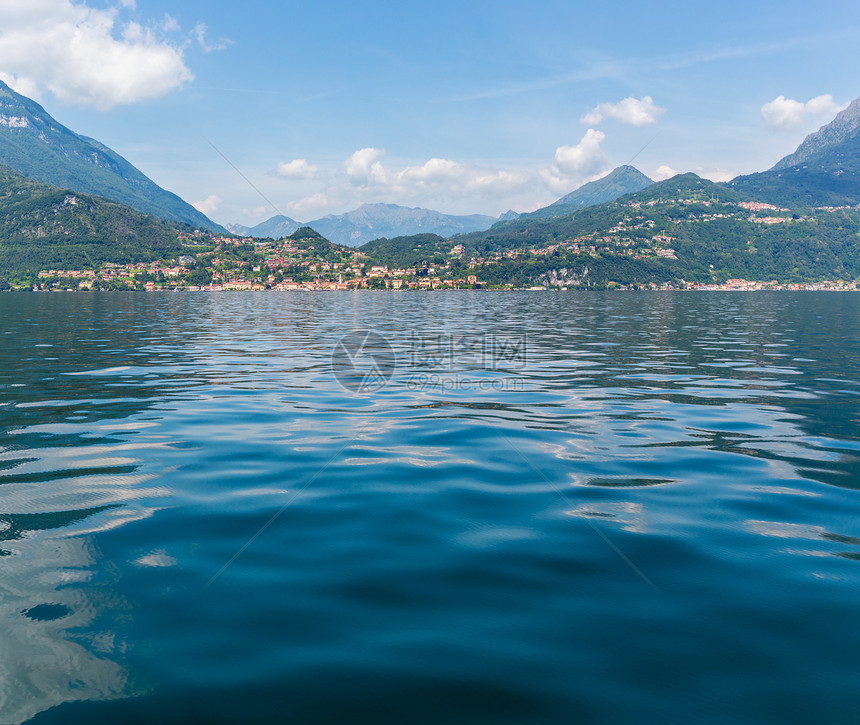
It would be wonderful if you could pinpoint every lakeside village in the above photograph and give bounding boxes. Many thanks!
[35,233,488,292]
[28,198,860,293]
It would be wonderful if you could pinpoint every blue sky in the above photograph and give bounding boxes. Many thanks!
[1,0,859,225]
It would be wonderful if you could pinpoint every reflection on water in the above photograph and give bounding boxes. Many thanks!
[1,291,859,724]
[0,525,137,723]
[0,440,163,722]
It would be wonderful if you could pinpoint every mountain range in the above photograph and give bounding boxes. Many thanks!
[308,203,500,246]
[231,203,505,246]
[0,79,224,233]
[228,168,654,245]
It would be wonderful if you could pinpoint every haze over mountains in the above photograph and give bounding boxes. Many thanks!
[0,80,224,233]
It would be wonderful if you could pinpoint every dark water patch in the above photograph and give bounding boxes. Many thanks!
[586,477,676,487]
[23,603,73,622]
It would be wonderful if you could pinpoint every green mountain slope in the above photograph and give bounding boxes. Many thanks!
[359,233,451,267]
[0,80,224,233]
[0,164,186,279]
[521,165,654,220]
[421,174,860,285]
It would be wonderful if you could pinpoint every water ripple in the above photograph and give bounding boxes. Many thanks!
[1,291,859,725]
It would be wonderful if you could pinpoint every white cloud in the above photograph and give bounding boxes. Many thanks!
[0,73,41,101]
[192,22,232,53]
[161,14,180,33]
[553,130,608,174]
[242,205,269,221]
[697,167,735,183]
[540,129,610,194]
[653,164,678,181]
[192,194,222,215]
[581,96,665,126]
[761,94,844,130]
[650,165,735,183]
[0,0,193,109]
[399,158,465,184]
[276,159,320,180]
[465,170,529,193]
[285,192,333,218]
[344,147,388,185]
[283,148,533,217]
[340,148,529,197]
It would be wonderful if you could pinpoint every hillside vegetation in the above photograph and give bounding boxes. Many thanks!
[0,165,186,283]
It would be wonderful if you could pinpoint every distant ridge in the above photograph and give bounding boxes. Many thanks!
[520,165,654,220]
[231,203,502,246]
[309,203,498,246]
[0,80,225,233]
[225,223,251,236]
[241,214,302,239]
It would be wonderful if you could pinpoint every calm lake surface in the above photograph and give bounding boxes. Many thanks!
[1,291,859,724]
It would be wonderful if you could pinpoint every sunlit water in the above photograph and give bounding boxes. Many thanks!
[1,291,859,724]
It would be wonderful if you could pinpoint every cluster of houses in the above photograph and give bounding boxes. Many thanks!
[684,279,858,291]
[37,260,193,289]
[189,273,482,292]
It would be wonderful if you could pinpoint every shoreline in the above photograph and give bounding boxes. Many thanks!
[10,285,860,293]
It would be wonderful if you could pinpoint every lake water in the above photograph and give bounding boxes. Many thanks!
[1,291,859,724]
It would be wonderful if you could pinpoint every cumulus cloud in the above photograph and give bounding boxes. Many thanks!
[581,96,665,126]
[340,148,529,196]
[344,147,388,185]
[283,148,531,217]
[540,129,610,194]
[192,194,222,215]
[400,158,465,184]
[553,130,608,174]
[653,164,678,181]
[0,0,199,109]
[761,94,844,130]
[276,159,320,180]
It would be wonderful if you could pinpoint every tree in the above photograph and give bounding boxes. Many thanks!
[187,268,213,286]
